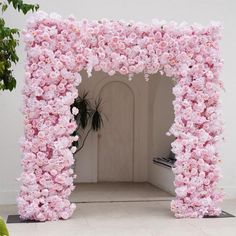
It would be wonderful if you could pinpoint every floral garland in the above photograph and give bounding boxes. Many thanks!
[19,11,223,221]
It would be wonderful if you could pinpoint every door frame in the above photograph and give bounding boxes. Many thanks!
[93,75,149,182]
[97,80,135,182]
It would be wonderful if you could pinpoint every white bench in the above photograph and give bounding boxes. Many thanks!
[149,159,175,196]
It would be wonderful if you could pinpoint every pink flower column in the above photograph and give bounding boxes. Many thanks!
[18,12,81,221]
[169,31,224,217]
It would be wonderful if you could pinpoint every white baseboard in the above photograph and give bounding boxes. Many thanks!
[0,190,18,205]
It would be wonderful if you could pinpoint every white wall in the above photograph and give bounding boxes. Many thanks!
[0,0,236,204]
[149,75,175,159]
[148,74,176,192]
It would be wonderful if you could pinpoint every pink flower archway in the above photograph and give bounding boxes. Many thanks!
[19,11,224,221]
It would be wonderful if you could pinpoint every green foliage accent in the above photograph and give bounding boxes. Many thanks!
[0,217,9,236]
[6,0,39,14]
[0,0,39,92]
[71,90,105,154]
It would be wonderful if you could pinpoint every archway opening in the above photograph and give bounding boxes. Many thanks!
[70,70,175,203]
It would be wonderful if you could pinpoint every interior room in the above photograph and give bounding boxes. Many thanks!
[69,70,176,203]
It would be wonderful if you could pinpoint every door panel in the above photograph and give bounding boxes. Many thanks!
[98,81,134,182]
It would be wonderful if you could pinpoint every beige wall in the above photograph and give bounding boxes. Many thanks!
[0,0,235,203]
[148,75,175,159]
[147,75,175,191]
[74,71,149,183]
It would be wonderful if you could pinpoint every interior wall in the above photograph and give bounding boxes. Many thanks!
[149,75,175,159]
[74,71,149,183]
[147,74,175,191]
[0,0,235,204]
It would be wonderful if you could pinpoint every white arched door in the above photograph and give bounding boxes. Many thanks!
[98,81,134,182]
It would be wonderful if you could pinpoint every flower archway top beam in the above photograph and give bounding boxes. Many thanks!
[19,11,223,221]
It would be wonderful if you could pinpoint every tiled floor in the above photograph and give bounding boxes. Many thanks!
[1,183,236,236]
[70,182,174,203]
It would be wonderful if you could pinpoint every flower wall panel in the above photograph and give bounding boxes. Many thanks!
[19,11,223,221]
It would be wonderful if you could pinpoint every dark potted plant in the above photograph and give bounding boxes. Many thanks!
[71,91,105,154]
